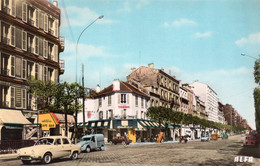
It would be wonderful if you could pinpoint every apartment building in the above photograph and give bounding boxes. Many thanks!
[0,0,64,140]
[127,63,181,111]
[179,86,188,114]
[191,81,218,122]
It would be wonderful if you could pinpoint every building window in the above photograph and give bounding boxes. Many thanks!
[15,57,21,78]
[11,26,15,46]
[135,95,138,106]
[141,97,144,108]
[22,89,26,109]
[99,98,102,107]
[108,95,111,106]
[35,63,38,80]
[121,109,126,119]
[15,27,22,49]
[15,86,21,108]
[99,111,103,120]
[121,94,126,103]
[22,60,26,79]
[141,111,144,119]
[11,87,15,108]
[109,109,113,119]
[11,56,15,76]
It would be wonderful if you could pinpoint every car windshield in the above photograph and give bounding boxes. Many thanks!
[83,137,91,141]
[35,138,54,145]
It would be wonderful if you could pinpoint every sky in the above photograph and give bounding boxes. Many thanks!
[57,0,260,129]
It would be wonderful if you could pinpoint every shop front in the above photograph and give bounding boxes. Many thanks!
[39,113,75,137]
[0,109,32,140]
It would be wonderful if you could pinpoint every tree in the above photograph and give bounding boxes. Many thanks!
[254,88,260,134]
[147,106,168,131]
[29,78,57,112]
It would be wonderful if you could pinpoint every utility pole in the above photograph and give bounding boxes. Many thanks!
[82,64,86,134]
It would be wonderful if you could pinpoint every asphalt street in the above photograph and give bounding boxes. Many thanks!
[1,135,259,166]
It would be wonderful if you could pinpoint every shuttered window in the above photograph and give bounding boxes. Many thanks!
[11,87,15,108]
[15,57,21,78]
[22,59,26,79]
[36,9,39,27]
[55,20,58,37]
[39,38,43,56]
[35,36,39,54]
[15,86,21,108]
[44,66,47,82]
[22,89,26,109]
[22,31,27,50]
[15,28,22,49]
[38,64,42,81]
[22,3,27,21]
[44,14,47,32]
[35,63,38,80]
[11,0,15,16]
[11,26,15,46]
[11,56,15,76]
[39,11,44,29]
[16,0,22,19]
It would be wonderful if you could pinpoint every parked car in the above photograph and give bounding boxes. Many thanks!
[201,134,210,142]
[77,134,105,153]
[111,136,132,145]
[243,134,259,146]
[17,136,81,165]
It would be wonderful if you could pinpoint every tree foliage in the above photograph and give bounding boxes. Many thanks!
[254,88,260,134]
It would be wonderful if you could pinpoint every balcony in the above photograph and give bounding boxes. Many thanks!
[59,37,65,52]
[29,19,35,26]
[1,36,10,45]
[1,68,9,76]
[3,6,10,14]
[59,59,64,75]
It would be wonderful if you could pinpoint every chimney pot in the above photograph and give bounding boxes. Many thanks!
[148,63,154,68]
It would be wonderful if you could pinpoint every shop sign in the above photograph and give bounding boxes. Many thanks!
[39,113,57,131]
[118,105,130,109]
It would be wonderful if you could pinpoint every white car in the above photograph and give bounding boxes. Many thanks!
[201,135,210,142]
[17,136,81,164]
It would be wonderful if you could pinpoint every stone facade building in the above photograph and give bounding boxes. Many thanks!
[127,63,180,111]
[0,0,64,140]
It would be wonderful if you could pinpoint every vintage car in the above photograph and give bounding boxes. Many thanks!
[111,136,132,145]
[17,136,81,164]
[243,134,259,146]
[201,134,210,142]
[77,134,105,153]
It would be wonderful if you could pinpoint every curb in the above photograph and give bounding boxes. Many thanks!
[0,153,18,160]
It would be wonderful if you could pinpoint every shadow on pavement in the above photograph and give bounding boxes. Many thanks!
[237,145,260,159]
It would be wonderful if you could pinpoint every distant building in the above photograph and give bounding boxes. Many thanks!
[191,81,218,122]
[0,0,64,140]
[179,86,188,114]
[218,102,224,124]
[127,63,181,111]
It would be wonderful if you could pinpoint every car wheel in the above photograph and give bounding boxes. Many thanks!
[42,153,52,164]
[100,145,105,151]
[71,151,78,160]
[86,146,91,153]
[21,160,31,165]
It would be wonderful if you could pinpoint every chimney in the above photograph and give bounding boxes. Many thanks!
[113,79,120,91]
[148,63,154,68]
[131,67,136,73]
[96,84,101,93]
[53,0,58,7]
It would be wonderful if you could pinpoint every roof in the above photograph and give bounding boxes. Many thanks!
[94,81,150,98]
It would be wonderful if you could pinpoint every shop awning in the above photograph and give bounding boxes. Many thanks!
[77,122,88,128]
[0,109,31,126]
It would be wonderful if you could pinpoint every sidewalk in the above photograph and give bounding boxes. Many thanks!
[0,153,18,160]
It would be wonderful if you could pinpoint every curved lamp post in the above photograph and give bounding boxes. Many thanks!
[75,15,104,134]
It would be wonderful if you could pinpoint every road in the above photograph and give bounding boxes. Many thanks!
[1,135,259,166]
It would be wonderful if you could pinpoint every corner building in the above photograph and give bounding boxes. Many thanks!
[0,0,64,140]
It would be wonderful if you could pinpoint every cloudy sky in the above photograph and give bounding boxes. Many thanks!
[58,0,260,129]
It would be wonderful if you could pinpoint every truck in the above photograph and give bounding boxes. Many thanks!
[77,134,105,153]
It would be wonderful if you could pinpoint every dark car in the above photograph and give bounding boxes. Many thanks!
[111,136,132,145]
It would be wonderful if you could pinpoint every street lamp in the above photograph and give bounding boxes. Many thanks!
[241,53,259,60]
[75,15,104,134]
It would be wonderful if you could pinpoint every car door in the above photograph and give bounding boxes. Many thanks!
[62,138,72,157]
[53,138,64,158]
